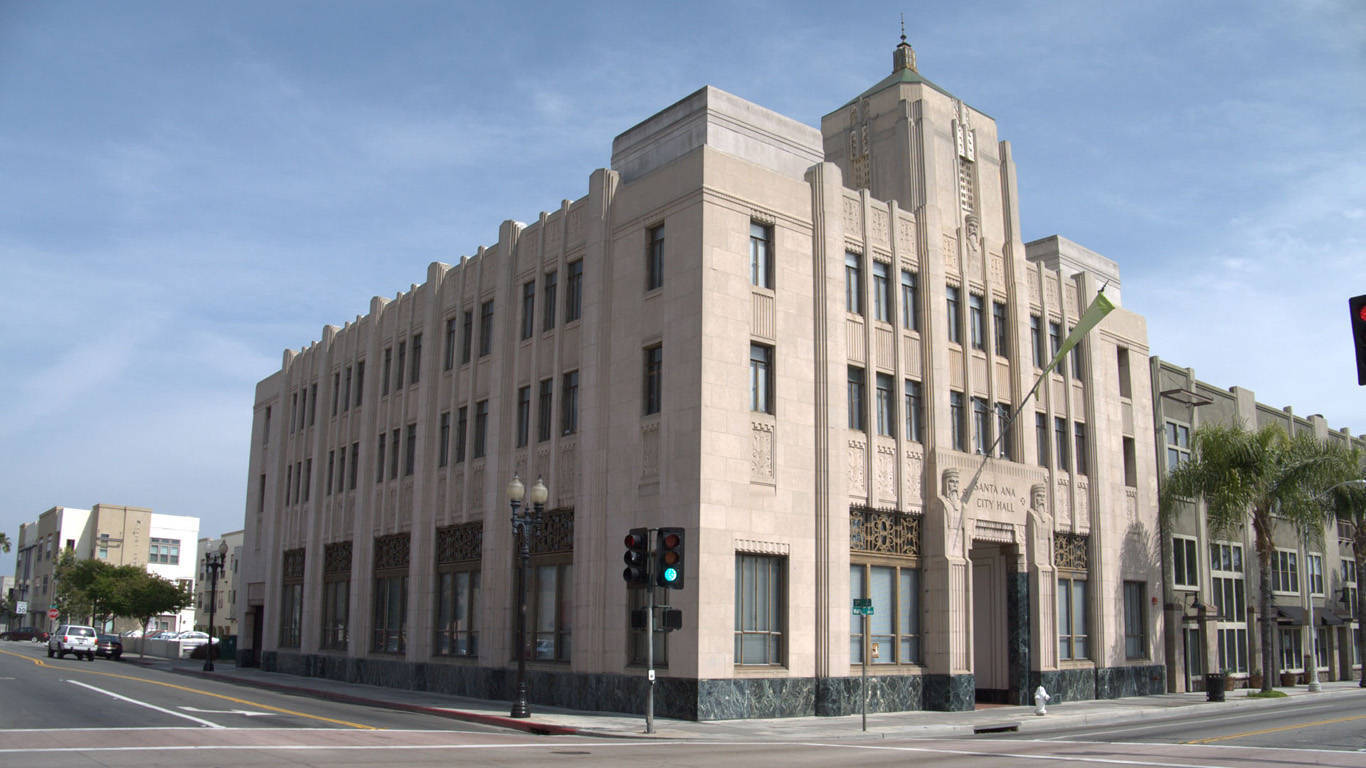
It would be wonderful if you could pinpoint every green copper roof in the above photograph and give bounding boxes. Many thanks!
[840,66,955,110]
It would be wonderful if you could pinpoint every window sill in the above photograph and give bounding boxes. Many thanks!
[733,664,789,676]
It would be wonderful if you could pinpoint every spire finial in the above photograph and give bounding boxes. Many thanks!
[900,13,906,44]
[893,15,916,72]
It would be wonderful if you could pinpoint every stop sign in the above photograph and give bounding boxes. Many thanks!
[47,607,59,620]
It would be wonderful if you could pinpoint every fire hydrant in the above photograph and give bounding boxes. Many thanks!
[1033,685,1051,716]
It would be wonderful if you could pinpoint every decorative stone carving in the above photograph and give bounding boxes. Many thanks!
[1028,271,1042,304]
[514,457,527,487]
[943,234,958,273]
[530,507,574,555]
[470,464,484,514]
[848,439,866,496]
[875,444,896,502]
[1075,478,1089,521]
[1026,484,1054,566]
[1054,532,1089,571]
[323,541,353,576]
[559,442,577,506]
[568,208,582,243]
[940,468,966,556]
[547,216,562,254]
[1055,475,1071,526]
[641,420,660,481]
[436,522,481,565]
[990,253,1005,287]
[850,505,921,556]
[282,548,306,581]
[974,519,1014,543]
[751,421,774,483]
[843,196,862,234]
[870,208,888,247]
[1125,487,1138,524]
[1044,279,1058,308]
[735,538,789,556]
[374,533,411,571]
[903,447,923,504]
[897,217,916,260]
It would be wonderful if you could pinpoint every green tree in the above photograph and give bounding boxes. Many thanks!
[0,531,11,553]
[52,550,96,623]
[122,571,193,661]
[1161,423,1356,693]
[1323,469,1366,688]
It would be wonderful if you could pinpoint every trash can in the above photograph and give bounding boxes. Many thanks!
[1205,673,1226,702]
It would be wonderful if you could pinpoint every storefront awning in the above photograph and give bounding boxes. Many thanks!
[1319,609,1348,626]
[1275,605,1307,624]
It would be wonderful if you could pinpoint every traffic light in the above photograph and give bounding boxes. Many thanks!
[655,527,684,589]
[623,528,650,588]
[1351,294,1366,386]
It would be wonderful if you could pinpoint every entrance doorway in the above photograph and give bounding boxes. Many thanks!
[971,543,1008,703]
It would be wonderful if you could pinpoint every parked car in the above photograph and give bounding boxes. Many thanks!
[0,626,48,642]
[47,624,98,660]
[94,634,123,660]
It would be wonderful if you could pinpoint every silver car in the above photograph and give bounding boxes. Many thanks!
[47,624,98,661]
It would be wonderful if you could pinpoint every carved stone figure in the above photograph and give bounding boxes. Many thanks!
[940,468,965,556]
[1026,482,1053,566]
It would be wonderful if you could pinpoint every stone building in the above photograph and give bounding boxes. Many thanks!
[1152,357,1364,692]
[237,39,1164,719]
[194,530,244,638]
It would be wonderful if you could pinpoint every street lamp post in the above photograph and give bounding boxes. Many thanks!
[508,474,548,718]
[202,540,228,672]
[1311,478,1366,693]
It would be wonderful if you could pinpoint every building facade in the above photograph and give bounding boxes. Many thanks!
[10,504,200,633]
[238,41,1164,719]
[1152,357,1364,692]
[195,530,244,638]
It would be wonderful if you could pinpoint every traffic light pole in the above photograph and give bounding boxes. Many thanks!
[645,571,655,735]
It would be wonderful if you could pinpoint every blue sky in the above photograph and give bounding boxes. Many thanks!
[1,1,1362,576]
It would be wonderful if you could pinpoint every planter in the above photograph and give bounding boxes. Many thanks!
[1280,671,1298,687]
[1249,672,1263,689]
[1225,675,1238,691]
[1205,673,1227,702]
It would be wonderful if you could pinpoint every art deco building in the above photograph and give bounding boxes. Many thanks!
[1152,358,1364,692]
[238,39,1163,719]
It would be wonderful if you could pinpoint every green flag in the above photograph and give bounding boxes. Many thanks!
[1042,290,1115,379]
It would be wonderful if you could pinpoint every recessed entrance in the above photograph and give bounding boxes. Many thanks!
[971,542,1008,703]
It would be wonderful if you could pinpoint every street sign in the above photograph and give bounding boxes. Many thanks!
[14,601,26,615]
[852,598,873,615]
[47,607,59,620]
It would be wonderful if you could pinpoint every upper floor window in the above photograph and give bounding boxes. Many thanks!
[643,344,662,415]
[382,346,393,395]
[521,280,536,340]
[1165,421,1191,471]
[1035,412,1049,468]
[443,317,457,371]
[1172,536,1198,589]
[847,366,866,432]
[1073,422,1088,476]
[565,260,583,322]
[409,334,421,385]
[946,286,962,345]
[1054,417,1070,471]
[516,386,531,448]
[844,252,863,315]
[874,373,894,437]
[479,300,495,357]
[903,379,923,443]
[1048,321,1063,371]
[1030,314,1045,368]
[971,396,990,454]
[460,309,473,364]
[750,343,773,414]
[537,378,553,442]
[968,293,985,351]
[750,222,773,289]
[646,224,664,291]
[394,344,405,393]
[561,370,579,435]
[1271,549,1299,593]
[542,270,558,332]
[1307,553,1324,595]
[992,300,1009,358]
[149,538,180,566]
[871,261,891,323]
[950,391,965,451]
[473,401,489,459]
[995,402,1013,460]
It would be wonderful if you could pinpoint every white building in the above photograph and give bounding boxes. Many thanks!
[195,530,244,638]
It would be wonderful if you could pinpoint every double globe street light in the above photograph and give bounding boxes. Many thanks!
[202,539,229,672]
[508,474,548,718]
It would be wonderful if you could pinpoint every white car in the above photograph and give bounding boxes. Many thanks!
[47,625,98,661]
[177,631,217,647]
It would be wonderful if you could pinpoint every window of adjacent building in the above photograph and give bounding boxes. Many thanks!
[950,391,965,452]
[750,221,773,289]
[904,379,923,443]
[874,373,894,437]
[389,428,400,480]
[1073,422,1088,476]
[521,280,536,340]
[561,371,579,435]
[473,401,489,459]
[750,344,773,414]
[847,366,866,432]
[900,270,919,332]
[443,317,457,371]
[1036,412,1049,468]
[1343,558,1358,621]
[375,433,386,483]
[531,561,572,661]
[516,386,530,448]
[971,397,990,455]
[321,576,348,651]
[565,260,583,322]
[871,261,891,323]
[479,300,495,357]
[537,379,553,442]
[1172,536,1198,589]
[461,309,473,364]
[456,406,468,463]
[149,538,180,565]
[279,581,302,648]
[1116,346,1132,399]
[1030,315,1045,368]
[849,562,921,665]
[1054,417,1070,472]
[844,252,863,315]
[394,344,405,393]
[1279,627,1302,671]
[946,286,962,344]
[646,223,664,291]
[1306,553,1324,595]
[1057,575,1088,660]
[372,571,407,654]
[992,300,1008,358]
[735,553,785,666]
[97,533,109,560]
[1271,549,1299,593]
[1123,581,1147,659]
[438,411,451,467]
[543,270,558,332]
[968,293,985,351]
[263,405,271,445]
[1048,320,1063,371]
[436,566,479,658]
[1165,420,1191,471]
[995,402,1013,460]
[1218,626,1248,673]
[643,344,663,416]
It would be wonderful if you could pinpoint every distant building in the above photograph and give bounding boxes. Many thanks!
[1,576,15,631]
[1151,357,1364,691]
[10,504,200,633]
[195,530,244,637]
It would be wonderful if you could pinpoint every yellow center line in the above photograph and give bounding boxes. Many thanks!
[1183,712,1366,744]
[0,647,379,730]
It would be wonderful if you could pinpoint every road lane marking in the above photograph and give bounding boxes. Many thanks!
[0,647,378,730]
[178,706,276,716]
[67,680,223,728]
[1182,712,1366,744]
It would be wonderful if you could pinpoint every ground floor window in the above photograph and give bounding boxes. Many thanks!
[1315,627,1329,670]
[849,562,920,665]
[1057,575,1088,661]
[1279,627,1303,672]
[320,578,348,650]
[1183,627,1202,676]
[529,561,572,661]
[735,553,785,666]
[278,582,302,648]
[371,533,411,654]
[1123,581,1147,659]
[1216,626,1248,672]
[435,569,479,657]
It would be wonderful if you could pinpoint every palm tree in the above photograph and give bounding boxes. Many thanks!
[0,531,11,554]
[1324,473,1366,687]
[1161,423,1355,693]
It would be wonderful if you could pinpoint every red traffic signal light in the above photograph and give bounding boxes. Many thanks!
[655,527,684,589]
[1351,294,1366,386]
[623,528,650,588]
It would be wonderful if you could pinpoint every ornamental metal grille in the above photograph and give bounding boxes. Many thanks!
[850,505,921,557]
[374,533,411,572]
[436,522,482,565]
[282,548,306,581]
[1055,533,1089,571]
[323,541,353,576]
[529,507,574,555]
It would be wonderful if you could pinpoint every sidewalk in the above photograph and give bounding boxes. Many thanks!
[149,654,1366,740]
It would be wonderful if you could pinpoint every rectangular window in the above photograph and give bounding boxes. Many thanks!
[326,450,335,496]
[847,366,866,432]
[1074,422,1088,476]
[443,317,457,371]
[302,458,312,502]
[565,260,583,322]
[995,402,1013,460]
[968,293,985,351]
[1123,437,1138,487]
[473,400,488,459]
[308,383,317,426]
[900,270,919,331]
[1055,417,1070,472]
[355,361,365,407]
[149,538,181,566]
[1070,328,1084,378]
[335,451,345,494]
[1307,554,1323,594]
[971,397,990,455]
[849,563,922,665]
[1057,576,1088,660]
[342,367,351,412]
[521,280,536,340]
[875,373,894,437]
[543,270,558,332]
[1217,627,1248,673]
[395,343,405,392]
[372,573,407,654]
[1123,581,1147,659]
[382,347,392,395]
[992,301,1009,358]
[1166,421,1191,471]
[643,344,662,415]
[390,428,400,480]
[950,391,965,451]
[537,379,553,442]
[348,442,358,490]
[735,554,785,665]
[321,578,349,651]
[946,286,962,344]
[646,224,664,291]
[438,411,451,467]
[461,309,473,364]
[1030,314,1045,368]
[279,582,302,648]
[750,221,773,289]
[1272,549,1299,592]
[750,343,773,414]
[1172,537,1198,589]
[1036,412,1049,468]
[1049,320,1063,371]
[479,300,495,357]
[1117,346,1132,399]
[531,562,573,661]
[1212,574,1246,621]
[290,392,297,433]
[904,379,923,443]
[435,567,479,657]
[561,371,579,435]
[407,335,420,385]
[375,433,386,483]
[515,386,530,448]
[871,261,891,323]
[844,252,863,315]
[456,406,468,463]
[1279,627,1303,671]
